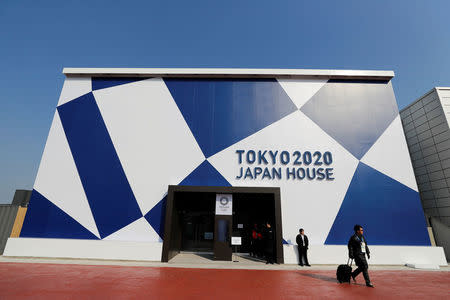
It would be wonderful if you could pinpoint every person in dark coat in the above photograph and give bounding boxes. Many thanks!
[348,224,373,288]
[296,228,310,266]
[263,222,275,264]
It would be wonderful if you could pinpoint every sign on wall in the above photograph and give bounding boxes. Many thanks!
[231,237,242,245]
[234,149,335,181]
[215,194,232,215]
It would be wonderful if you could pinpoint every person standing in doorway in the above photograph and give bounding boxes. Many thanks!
[256,224,263,258]
[296,228,310,266]
[348,224,374,288]
[250,224,258,257]
[263,222,275,264]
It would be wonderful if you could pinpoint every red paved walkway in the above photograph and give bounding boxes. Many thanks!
[0,263,449,299]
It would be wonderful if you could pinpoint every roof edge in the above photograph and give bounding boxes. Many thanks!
[62,68,394,80]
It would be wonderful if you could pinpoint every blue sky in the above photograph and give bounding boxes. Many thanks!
[1,0,449,203]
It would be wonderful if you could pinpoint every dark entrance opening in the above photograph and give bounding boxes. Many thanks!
[162,186,283,264]
[177,192,215,252]
[232,193,275,254]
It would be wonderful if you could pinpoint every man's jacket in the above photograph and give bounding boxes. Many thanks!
[348,234,370,258]
[296,234,309,248]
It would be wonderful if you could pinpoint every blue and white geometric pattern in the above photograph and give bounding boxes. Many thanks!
[57,77,92,106]
[208,110,360,245]
[58,92,142,239]
[164,78,298,158]
[33,111,100,238]
[93,78,205,216]
[325,162,429,245]
[360,115,418,191]
[301,80,399,160]
[21,76,430,246]
[21,190,99,239]
[277,78,327,109]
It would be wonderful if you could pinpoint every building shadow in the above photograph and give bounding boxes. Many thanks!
[237,254,266,263]
[193,252,215,260]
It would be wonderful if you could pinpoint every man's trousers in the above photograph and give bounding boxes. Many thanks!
[298,246,309,265]
[352,255,370,283]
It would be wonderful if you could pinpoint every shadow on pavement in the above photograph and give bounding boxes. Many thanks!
[299,273,370,288]
[298,272,339,283]
[237,254,266,263]
[193,253,215,260]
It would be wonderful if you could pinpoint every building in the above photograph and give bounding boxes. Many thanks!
[4,68,446,265]
[400,87,450,226]
[400,87,450,260]
[0,190,31,254]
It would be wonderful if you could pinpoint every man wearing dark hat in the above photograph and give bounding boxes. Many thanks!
[296,228,310,266]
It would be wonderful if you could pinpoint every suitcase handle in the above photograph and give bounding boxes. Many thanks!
[347,258,353,267]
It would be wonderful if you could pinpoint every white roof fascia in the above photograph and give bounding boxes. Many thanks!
[63,68,394,80]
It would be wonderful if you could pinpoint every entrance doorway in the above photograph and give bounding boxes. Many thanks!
[161,186,283,264]
[232,193,276,254]
[177,192,215,252]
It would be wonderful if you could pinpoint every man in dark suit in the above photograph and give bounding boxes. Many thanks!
[264,222,275,264]
[296,228,310,266]
[348,224,374,288]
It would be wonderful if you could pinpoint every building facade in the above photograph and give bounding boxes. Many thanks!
[4,69,446,265]
[400,87,450,226]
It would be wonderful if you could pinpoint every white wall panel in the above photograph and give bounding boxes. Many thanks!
[4,238,445,266]
[4,238,162,261]
[277,78,327,109]
[283,244,447,266]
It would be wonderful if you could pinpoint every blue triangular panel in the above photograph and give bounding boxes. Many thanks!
[301,80,398,159]
[164,78,297,158]
[91,77,150,91]
[144,196,167,240]
[179,160,231,187]
[282,238,289,245]
[20,190,99,239]
[325,162,430,246]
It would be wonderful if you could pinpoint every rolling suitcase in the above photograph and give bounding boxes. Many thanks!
[336,259,353,283]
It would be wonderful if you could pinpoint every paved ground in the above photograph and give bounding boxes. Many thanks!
[0,260,449,299]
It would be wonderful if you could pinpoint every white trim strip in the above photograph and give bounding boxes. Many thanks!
[63,68,394,80]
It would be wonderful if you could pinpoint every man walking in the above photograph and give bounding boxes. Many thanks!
[296,228,310,266]
[348,224,374,288]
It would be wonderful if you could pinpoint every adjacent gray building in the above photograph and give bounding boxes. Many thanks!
[400,87,450,227]
[0,190,31,254]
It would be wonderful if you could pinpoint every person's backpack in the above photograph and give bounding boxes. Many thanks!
[336,259,353,283]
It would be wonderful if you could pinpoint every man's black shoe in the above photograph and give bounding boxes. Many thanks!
[366,283,374,288]
[305,264,311,267]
